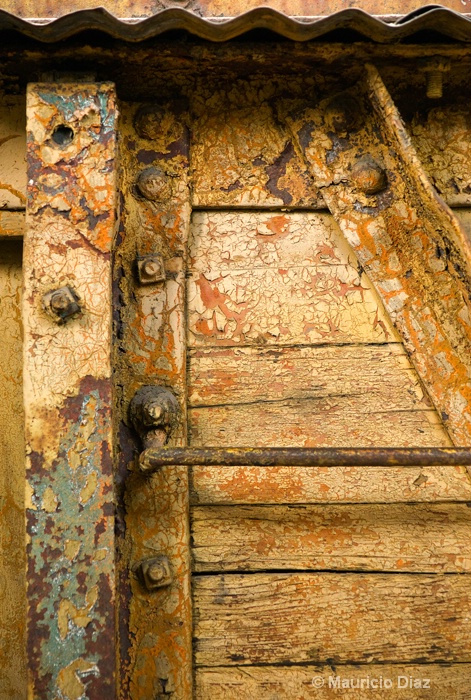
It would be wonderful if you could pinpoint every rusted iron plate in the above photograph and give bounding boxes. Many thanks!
[140,446,471,470]
[284,64,471,446]
[115,103,192,699]
[0,6,471,42]
[24,83,117,699]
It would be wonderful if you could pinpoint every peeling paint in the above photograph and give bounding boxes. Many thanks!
[24,83,117,699]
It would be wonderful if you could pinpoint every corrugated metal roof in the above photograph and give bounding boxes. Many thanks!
[0,5,470,43]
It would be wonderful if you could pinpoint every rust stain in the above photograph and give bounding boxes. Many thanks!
[115,102,192,699]
[24,83,117,698]
[285,65,471,446]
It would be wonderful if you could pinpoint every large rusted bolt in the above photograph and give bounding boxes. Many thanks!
[136,167,171,202]
[129,385,180,452]
[351,155,388,195]
[421,60,450,99]
[137,254,166,285]
[325,95,361,134]
[134,105,166,140]
[135,555,173,591]
[43,286,81,323]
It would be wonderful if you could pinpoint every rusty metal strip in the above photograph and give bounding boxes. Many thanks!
[115,103,192,699]
[140,446,471,471]
[284,64,471,446]
[24,83,117,699]
[1,6,471,43]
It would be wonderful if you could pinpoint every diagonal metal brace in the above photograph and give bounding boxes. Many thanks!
[283,64,471,446]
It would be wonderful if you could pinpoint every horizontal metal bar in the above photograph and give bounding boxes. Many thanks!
[139,447,471,473]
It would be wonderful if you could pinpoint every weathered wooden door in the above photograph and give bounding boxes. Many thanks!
[2,62,471,700]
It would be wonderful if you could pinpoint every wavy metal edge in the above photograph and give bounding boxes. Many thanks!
[0,5,470,43]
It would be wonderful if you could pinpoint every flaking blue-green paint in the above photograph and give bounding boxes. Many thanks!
[25,82,117,699]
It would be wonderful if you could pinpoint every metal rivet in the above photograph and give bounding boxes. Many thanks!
[325,95,361,134]
[351,155,388,195]
[135,167,171,202]
[137,254,166,285]
[43,286,81,323]
[134,105,166,140]
[135,556,173,591]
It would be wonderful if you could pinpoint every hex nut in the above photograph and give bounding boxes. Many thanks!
[135,167,172,202]
[137,254,166,285]
[135,556,173,591]
[43,286,81,323]
[351,155,388,195]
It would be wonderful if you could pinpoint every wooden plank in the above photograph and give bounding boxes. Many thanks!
[0,95,26,210]
[24,83,117,699]
[193,573,471,665]
[191,503,471,573]
[188,209,393,347]
[189,397,450,448]
[0,240,26,700]
[188,344,430,410]
[191,465,471,504]
[196,664,471,699]
[0,211,25,238]
[189,211,355,272]
[191,105,321,209]
[116,102,193,699]
[284,65,471,444]
[188,266,392,347]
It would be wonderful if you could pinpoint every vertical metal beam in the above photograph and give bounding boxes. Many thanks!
[24,83,117,699]
[115,103,192,699]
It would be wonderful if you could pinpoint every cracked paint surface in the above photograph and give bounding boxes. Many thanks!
[24,83,117,699]
[188,211,391,346]
[115,103,192,699]
[284,64,471,445]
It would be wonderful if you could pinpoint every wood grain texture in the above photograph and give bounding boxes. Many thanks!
[191,503,471,572]
[0,241,26,700]
[0,211,25,238]
[189,397,449,448]
[196,665,471,699]
[188,211,392,347]
[188,344,430,410]
[193,573,471,665]
[190,465,471,504]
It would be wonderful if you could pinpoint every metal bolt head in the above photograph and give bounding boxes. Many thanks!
[134,105,166,140]
[43,286,81,323]
[351,155,388,195]
[325,95,361,134]
[136,167,171,202]
[137,254,166,285]
[135,556,173,591]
